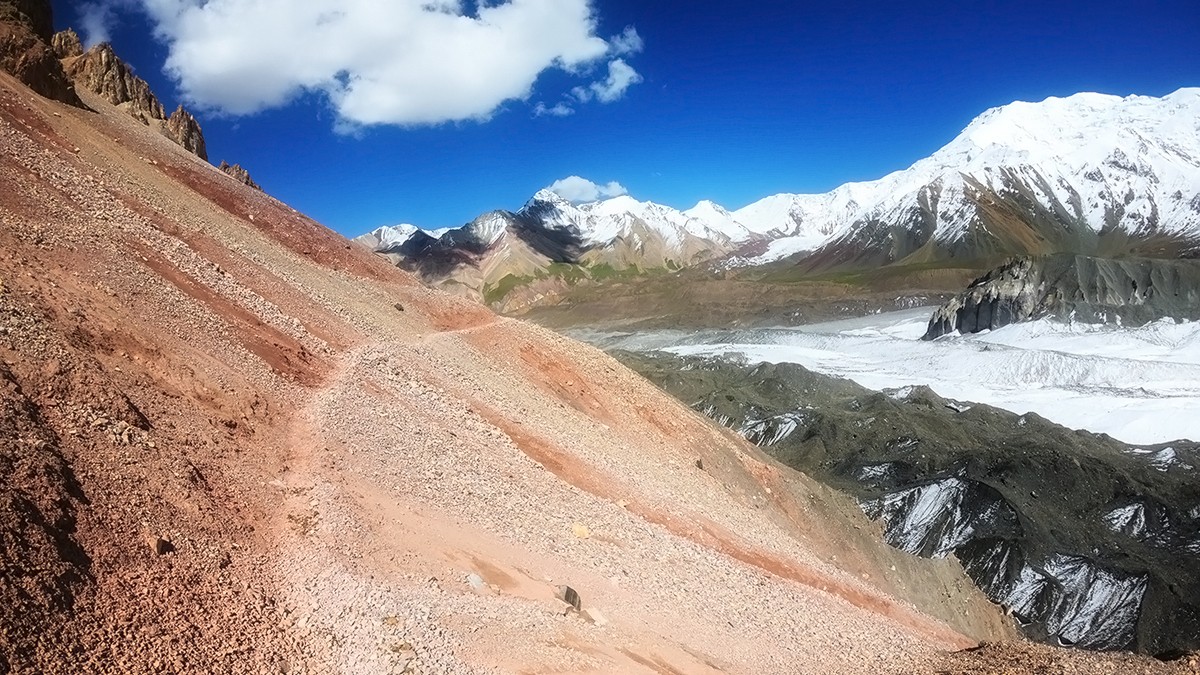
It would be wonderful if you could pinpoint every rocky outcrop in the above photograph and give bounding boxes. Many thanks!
[218,161,261,191]
[924,255,1200,339]
[49,28,79,58]
[63,43,210,161]
[165,105,206,160]
[0,1,82,106]
[619,351,1200,655]
[1,0,50,42]
[64,42,165,121]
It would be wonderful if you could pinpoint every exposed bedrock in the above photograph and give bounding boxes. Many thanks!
[165,105,206,160]
[924,254,1200,339]
[49,27,80,59]
[218,161,261,191]
[64,42,166,121]
[63,42,209,161]
[619,351,1200,655]
[0,1,82,107]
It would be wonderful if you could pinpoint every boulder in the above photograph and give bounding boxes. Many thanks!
[554,584,581,611]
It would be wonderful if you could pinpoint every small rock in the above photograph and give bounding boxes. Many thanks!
[393,303,405,312]
[571,522,590,539]
[581,607,608,626]
[147,535,169,556]
[555,585,581,611]
[694,458,704,470]
[466,573,490,595]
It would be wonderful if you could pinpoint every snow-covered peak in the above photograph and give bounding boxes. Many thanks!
[365,89,1200,273]
[527,188,575,210]
[465,211,513,246]
[684,200,750,238]
[925,88,1200,176]
[728,88,1200,266]
[368,223,420,249]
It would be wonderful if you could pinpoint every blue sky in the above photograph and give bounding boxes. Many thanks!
[52,0,1199,236]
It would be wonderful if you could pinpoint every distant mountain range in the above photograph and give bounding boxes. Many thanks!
[357,88,1200,308]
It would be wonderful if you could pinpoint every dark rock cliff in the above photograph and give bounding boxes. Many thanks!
[0,1,81,106]
[924,255,1200,339]
[4,0,49,42]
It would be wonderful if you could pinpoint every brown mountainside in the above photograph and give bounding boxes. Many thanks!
[0,21,1194,675]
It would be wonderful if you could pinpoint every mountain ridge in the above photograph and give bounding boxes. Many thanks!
[361,88,1200,311]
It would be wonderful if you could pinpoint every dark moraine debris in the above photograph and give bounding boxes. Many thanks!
[923,254,1200,340]
[617,350,1200,655]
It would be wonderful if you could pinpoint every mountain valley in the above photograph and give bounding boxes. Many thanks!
[1,3,1198,673]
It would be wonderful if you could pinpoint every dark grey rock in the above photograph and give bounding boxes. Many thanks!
[924,254,1200,339]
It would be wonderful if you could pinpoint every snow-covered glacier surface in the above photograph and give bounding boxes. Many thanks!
[585,308,1200,444]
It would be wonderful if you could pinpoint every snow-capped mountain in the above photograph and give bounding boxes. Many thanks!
[359,88,1200,307]
[354,188,768,307]
[733,87,1200,269]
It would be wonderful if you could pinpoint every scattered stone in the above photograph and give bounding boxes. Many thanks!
[694,458,704,470]
[581,607,608,626]
[393,303,405,312]
[147,534,169,556]
[465,572,490,595]
[554,584,581,611]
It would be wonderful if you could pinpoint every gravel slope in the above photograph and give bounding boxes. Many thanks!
[1,68,1193,674]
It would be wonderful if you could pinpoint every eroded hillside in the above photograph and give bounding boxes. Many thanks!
[1,20,1197,675]
[0,58,1015,675]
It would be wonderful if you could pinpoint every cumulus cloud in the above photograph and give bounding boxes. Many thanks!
[118,0,641,127]
[533,102,575,117]
[609,26,643,56]
[571,58,642,104]
[77,1,120,47]
[548,176,628,203]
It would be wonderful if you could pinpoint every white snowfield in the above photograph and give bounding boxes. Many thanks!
[367,88,1200,268]
[600,308,1200,445]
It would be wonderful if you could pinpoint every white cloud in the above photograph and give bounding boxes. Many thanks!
[127,0,638,127]
[548,176,628,203]
[533,102,575,117]
[568,58,641,105]
[77,1,119,47]
[609,26,643,56]
[579,58,642,104]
